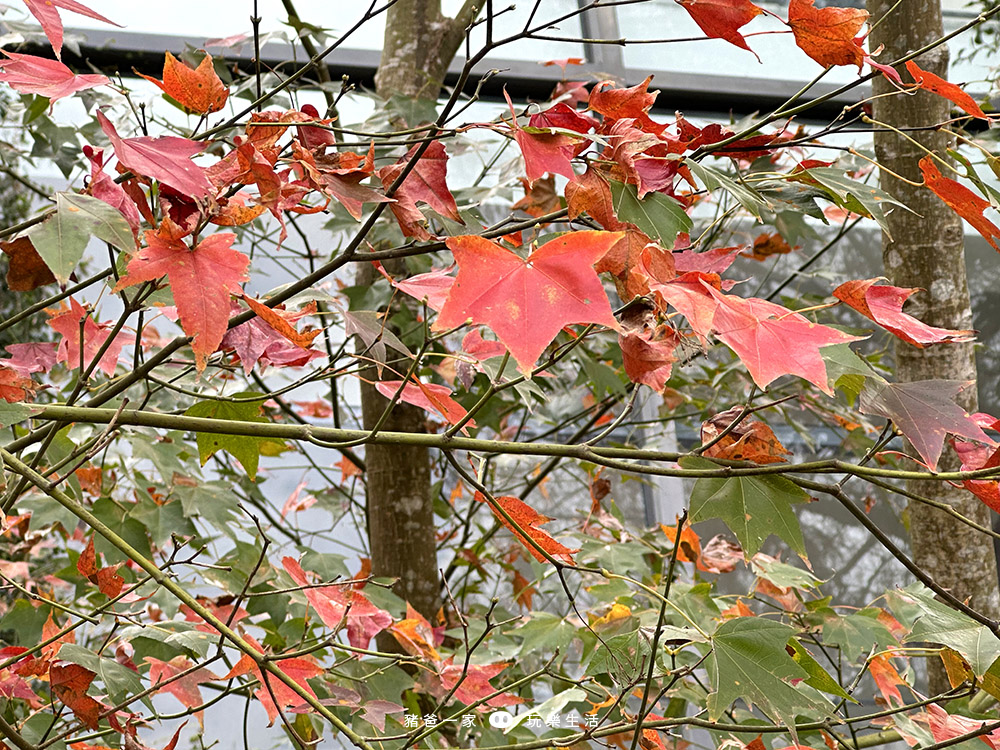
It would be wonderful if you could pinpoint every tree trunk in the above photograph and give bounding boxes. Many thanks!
[867,0,1000,693]
[358,1,477,629]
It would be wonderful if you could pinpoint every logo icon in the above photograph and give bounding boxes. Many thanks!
[488,710,514,729]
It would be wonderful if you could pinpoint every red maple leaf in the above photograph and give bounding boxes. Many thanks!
[375,379,475,429]
[860,379,990,469]
[97,110,213,198]
[432,659,525,708]
[114,232,249,370]
[474,492,578,564]
[434,232,622,373]
[22,0,119,59]
[145,656,218,727]
[504,91,579,184]
[0,51,108,101]
[3,342,57,376]
[647,271,860,392]
[137,51,229,114]
[676,0,764,58]
[711,293,861,393]
[787,0,868,69]
[905,60,990,120]
[619,325,680,392]
[224,635,323,726]
[0,365,36,403]
[588,75,665,134]
[76,537,124,598]
[281,557,391,650]
[919,155,1000,251]
[378,140,462,239]
[375,263,455,312]
[49,662,103,729]
[47,298,133,376]
[833,277,975,347]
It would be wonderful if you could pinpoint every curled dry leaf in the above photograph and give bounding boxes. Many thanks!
[1,237,55,291]
[701,406,792,464]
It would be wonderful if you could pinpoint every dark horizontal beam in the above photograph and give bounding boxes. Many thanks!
[36,28,866,121]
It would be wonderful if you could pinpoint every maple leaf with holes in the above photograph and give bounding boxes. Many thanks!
[434,232,622,373]
[919,155,1000,251]
[47,298,134,376]
[787,0,868,68]
[76,537,124,598]
[50,662,103,729]
[22,0,119,59]
[137,51,228,114]
[114,232,248,370]
[225,635,323,725]
[474,492,577,563]
[676,0,764,58]
[833,278,975,347]
[860,379,990,469]
[375,379,475,430]
[97,110,213,198]
[146,657,218,727]
[906,60,990,120]
[281,557,391,649]
[0,51,108,102]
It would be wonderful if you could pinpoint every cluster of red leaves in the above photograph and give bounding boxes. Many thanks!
[700,406,792,464]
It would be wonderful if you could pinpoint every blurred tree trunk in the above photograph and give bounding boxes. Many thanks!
[867,0,1000,693]
[357,0,478,630]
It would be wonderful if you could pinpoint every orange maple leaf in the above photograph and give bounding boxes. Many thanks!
[138,51,229,114]
[919,155,1000,251]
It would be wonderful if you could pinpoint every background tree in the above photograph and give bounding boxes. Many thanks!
[356,0,482,625]
[867,0,1000,693]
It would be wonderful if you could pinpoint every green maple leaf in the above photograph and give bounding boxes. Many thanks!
[708,618,830,730]
[183,392,284,480]
[683,456,809,557]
